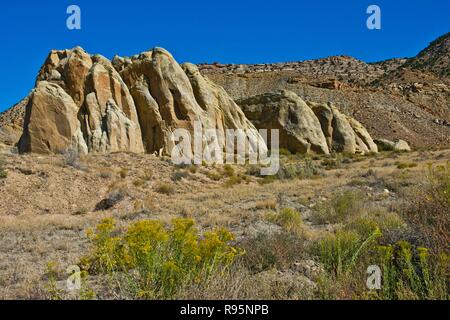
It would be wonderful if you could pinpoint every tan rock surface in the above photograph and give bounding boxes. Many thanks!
[239,91,378,155]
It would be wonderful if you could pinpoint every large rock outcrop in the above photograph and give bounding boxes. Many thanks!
[238,90,378,155]
[237,91,329,154]
[18,47,266,155]
[18,81,87,154]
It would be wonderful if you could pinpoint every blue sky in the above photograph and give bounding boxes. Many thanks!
[0,0,449,111]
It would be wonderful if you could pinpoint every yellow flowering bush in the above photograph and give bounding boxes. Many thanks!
[376,241,448,300]
[83,218,243,299]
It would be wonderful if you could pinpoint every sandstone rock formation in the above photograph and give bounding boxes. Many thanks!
[19,81,88,154]
[238,91,329,154]
[238,90,378,155]
[17,47,266,156]
[308,101,378,154]
[375,138,411,152]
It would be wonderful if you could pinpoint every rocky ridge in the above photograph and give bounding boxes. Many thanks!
[199,33,450,149]
[16,47,266,155]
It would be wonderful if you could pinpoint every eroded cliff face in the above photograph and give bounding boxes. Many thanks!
[17,47,266,155]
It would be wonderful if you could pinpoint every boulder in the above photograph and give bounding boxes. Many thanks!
[308,100,377,154]
[375,138,411,152]
[18,81,87,154]
[238,90,378,155]
[238,90,330,154]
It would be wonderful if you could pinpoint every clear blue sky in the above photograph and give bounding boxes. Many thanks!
[0,0,449,111]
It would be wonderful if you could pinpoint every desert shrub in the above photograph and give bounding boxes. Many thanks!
[241,232,305,272]
[312,228,381,278]
[246,164,262,177]
[401,164,449,252]
[313,190,364,224]
[277,163,300,180]
[142,169,154,181]
[0,160,6,179]
[82,218,242,299]
[45,262,63,300]
[171,170,190,182]
[345,208,406,239]
[119,168,129,179]
[263,160,322,182]
[278,148,292,156]
[321,153,343,170]
[99,170,113,179]
[223,164,235,177]
[188,165,198,174]
[94,188,128,211]
[175,262,255,299]
[268,208,303,235]
[396,162,417,170]
[155,183,175,195]
[63,148,81,169]
[223,175,243,188]
[205,171,222,181]
[376,242,448,300]
[299,158,323,179]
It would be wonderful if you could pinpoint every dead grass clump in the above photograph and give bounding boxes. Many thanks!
[255,199,277,210]
[155,183,176,195]
[98,170,113,180]
[63,149,83,170]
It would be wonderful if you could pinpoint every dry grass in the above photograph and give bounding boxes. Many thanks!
[0,150,448,299]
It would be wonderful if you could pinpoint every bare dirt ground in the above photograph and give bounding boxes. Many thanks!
[0,149,448,299]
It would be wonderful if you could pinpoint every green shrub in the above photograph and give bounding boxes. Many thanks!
[223,164,235,177]
[312,228,381,277]
[321,154,343,170]
[0,159,7,179]
[345,208,406,238]
[205,171,222,181]
[402,164,449,252]
[313,191,364,224]
[119,168,129,179]
[269,208,303,235]
[376,242,448,300]
[396,162,417,170]
[0,168,6,179]
[82,218,242,299]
